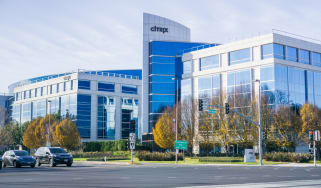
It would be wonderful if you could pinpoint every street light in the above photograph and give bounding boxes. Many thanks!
[47,100,52,147]
[254,79,263,166]
[172,77,178,164]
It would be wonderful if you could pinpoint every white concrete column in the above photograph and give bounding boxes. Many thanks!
[115,84,122,140]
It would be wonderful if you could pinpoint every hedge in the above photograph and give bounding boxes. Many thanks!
[70,151,129,160]
[82,140,146,152]
[199,157,243,163]
[137,151,183,161]
[263,152,313,163]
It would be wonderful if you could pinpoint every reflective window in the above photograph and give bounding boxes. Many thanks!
[122,85,137,94]
[229,48,251,65]
[198,74,220,99]
[21,102,32,123]
[32,100,47,118]
[286,46,298,62]
[51,84,57,94]
[299,49,310,64]
[42,86,47,96]
[48,97,60,115]
[97,96,115,139]
[183,60,192,74]
[78,80,90,90]
[288,67,305,106]
[122,97,139,138]
[227,70,251,107]
[306,71,314,105]
[150,63,175,75]
[76,94,91,138]
[12,104,20,123]
[200,55,219,71]
[181,79,192,102]
[311,52,321,67]
[98,82,115,92]
[36,87,41,97]
[261,43,285,59]
[314,72,321,107]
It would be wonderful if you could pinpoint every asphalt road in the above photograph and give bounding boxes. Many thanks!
[0,162,321,188]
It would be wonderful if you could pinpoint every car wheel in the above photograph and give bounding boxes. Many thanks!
[66,163,72,167]
[0,162,2,170]
[2,162,6,168]
[49,159,56,167]
[13,161,20,168]
[36,158,41,167]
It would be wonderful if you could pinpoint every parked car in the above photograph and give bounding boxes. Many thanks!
[35,147,73,167]
[2,150,36,168]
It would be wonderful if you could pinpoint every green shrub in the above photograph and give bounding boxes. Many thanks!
[264,152,313,163]
[70,151,130,159]
[137,151,183,161]
[199,157,243,163]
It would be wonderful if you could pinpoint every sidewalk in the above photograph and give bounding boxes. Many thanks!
[73,160,321,167]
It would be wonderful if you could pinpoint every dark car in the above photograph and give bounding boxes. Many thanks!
[2,150,36,168]
[35,147,73,167]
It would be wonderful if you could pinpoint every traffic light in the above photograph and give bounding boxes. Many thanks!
[225,103,230,114]
[130,120,136,133]
[199,99,203,111]
[309,130,314,142]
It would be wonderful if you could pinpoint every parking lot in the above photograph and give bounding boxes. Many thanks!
[1,162,321,188]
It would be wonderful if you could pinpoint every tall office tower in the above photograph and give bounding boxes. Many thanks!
[142,13,211,133]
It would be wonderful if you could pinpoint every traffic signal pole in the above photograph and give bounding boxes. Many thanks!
[314,140,316,167]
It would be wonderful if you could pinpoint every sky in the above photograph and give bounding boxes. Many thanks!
[0,0,320,92]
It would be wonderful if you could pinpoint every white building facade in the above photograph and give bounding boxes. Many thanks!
[182,33,321,153]
[10,70,142,141]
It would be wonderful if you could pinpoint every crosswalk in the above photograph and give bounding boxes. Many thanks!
[183,179,321,188]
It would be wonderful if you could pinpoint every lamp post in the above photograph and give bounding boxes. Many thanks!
[47,100,52,147]
[172,77,178,164]
[254,79,263,166]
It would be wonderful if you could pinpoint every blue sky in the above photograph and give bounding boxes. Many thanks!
[0,0,320,92]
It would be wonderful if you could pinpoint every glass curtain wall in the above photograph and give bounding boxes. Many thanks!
[97,96,115,139]
[121,98,139,138]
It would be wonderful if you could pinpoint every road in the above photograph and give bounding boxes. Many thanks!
[0,162,321,188]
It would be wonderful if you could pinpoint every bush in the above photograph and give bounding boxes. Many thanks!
[264,152,313,163]
[137,151,183,161]
[82,140,129,152]
[71,151,129,158]
[199,157,243,163]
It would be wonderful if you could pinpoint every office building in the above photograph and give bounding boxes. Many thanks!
[9,70,142,141]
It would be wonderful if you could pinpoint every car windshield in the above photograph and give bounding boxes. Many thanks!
[49,148,66,154]
[14,151,28,156]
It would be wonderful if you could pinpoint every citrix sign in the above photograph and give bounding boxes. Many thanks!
[150,26,168,34]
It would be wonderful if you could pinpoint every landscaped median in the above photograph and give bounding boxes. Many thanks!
[73,151,313,165]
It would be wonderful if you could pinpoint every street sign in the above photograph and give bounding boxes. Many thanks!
[315,130,320,141]
[130,142,135,150]
[129,133,136,143]
[174,140,188,150]
[208,109,217,114]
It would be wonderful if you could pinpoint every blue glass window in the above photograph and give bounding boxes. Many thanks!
[97,96,115,139]
[299,49,310,64]
[151,83,175,94]
[150,63,175,75]
[200,55,219,71]
[261,43,285,59]
[229,48,251,65]
[286,46,298,62]
[311,52,321,67]
[183,60,192,74]
[98,82,115,92]
[122,85,137,94]
[78,80,90,90]
[76,94,91,138]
